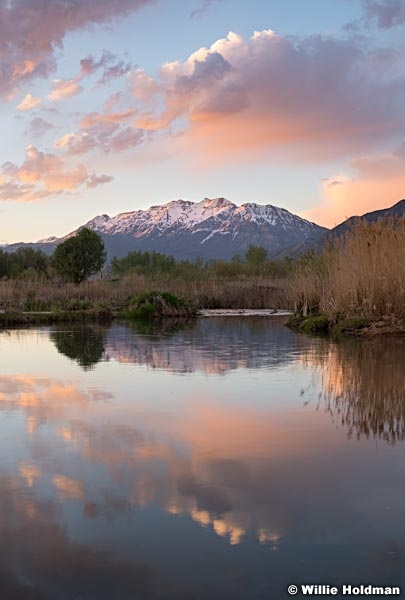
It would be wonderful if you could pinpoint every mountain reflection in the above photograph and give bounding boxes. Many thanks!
[301,336,405,444]
[49,318,296,373]
[47,321,405,445]
[104,318,296,373]
[1,323,405,597]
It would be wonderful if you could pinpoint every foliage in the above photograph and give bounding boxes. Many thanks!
[52,228,106,283]
[0,243,291,313]
[111,250,176,275]
[245,244,267,265]
[111,248,290,281]
[330,317,372,338]
[0,247,49,279]
[126,291,193,320]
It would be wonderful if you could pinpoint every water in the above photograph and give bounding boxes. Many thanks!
[0,318,405,599]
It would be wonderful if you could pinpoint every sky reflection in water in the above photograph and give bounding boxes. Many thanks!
[0,318,405,599]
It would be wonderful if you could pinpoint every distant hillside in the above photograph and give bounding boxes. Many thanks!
[279,199,405,257]
[3,197,328,261]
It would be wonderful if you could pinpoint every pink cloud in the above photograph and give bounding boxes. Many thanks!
[0,0,155,99]
[52,27,405,171]
[80,51,116,76]
[55,132,98,155]
[53,106,145,155]
[16,93,41,111]
[130,69,160,101]
[80,109,136,129]
[80,50,132,85]
[0,145,112,201]
[48,79,83,101]
[132,30,405,163]
[86,173,114,188]
[55,121,145,155]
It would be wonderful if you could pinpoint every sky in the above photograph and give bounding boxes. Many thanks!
[1,0,405,242]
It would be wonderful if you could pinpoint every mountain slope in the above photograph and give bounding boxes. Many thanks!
[279,198,405,257]
[4,197,328,261]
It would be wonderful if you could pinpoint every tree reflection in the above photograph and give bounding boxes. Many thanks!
[125,318,195,338]
[51,326,107,370]
[303,337,405,444]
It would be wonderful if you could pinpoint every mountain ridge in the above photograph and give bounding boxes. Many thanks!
[5,197,328,261]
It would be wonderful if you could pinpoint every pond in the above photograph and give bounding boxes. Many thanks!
[0,317,404,599]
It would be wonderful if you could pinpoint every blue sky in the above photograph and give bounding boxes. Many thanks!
[1,0,405,242]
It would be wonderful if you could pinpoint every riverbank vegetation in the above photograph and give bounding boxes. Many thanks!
[1,218,405,335]
[0,242,290,314]
[289,217,405,336]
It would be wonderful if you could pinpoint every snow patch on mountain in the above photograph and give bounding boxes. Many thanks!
[82,197,318,241]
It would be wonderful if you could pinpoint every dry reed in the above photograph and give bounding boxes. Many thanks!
[291,217,405,319]
[0,272,289,312]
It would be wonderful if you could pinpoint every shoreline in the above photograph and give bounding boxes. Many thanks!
[2,309,401,338]
[0,309,114,327]
[198,309,292,317]
[0,308,293,328]
[287,314,405,337]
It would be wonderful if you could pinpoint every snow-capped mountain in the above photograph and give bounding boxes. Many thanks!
[9,198,328,260]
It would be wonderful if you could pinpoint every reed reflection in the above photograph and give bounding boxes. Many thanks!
[1,323,405,597]
[302,336,405,444]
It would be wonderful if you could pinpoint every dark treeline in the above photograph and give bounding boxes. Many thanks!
[0,242,291,312]
[0,243,290,282]
[111,246,291,279]
[0,247,49,279]
[0,243,292,284]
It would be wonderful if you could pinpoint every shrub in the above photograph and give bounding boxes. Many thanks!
[126,291,193,320]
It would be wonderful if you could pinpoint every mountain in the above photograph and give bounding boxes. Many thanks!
[279,198,405,257]
[4,197,328,261]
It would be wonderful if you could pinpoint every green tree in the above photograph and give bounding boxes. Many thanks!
[52,228,106,283]
[245,244,267,265]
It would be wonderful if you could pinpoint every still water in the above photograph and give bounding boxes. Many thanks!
[0,317,405,599]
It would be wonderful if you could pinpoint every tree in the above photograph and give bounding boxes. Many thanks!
[245,244,267,265]
[52,228,106,283]
[13,247,48,277]
[111,250,175,276]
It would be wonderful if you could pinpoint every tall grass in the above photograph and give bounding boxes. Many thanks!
[0,271,289,311]
[291,217,405,319]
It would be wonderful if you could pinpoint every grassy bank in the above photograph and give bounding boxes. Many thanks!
[0,270,289,314]
[0,289,197,327]
[0,308,114,327]
[288,217,405,336]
